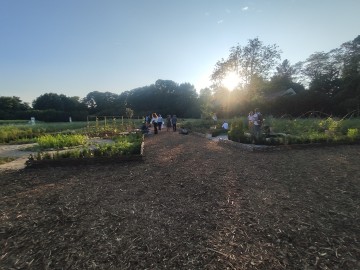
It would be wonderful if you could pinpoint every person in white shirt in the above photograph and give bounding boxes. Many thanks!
[157,114,163,131]
[248,111,254,132]
[222,121,229,130]
[253,108,262,139]
[151,113,158,134]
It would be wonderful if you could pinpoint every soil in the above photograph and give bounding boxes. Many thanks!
[1,131,360,269]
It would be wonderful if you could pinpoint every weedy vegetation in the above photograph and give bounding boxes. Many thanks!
[182,117,360,145]
[0,156,17,165]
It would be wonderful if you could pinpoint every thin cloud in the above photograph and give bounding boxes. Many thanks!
[242,6,249,11]
[217,19,224,24]
[225,8,231,14]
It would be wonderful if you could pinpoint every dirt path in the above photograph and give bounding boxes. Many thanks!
[1,131,360,269]
[0,144,37,171]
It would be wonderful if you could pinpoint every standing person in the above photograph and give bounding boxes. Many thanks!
[151,113,158,134]
[171,115,177,132]
[141,121,149,134]
[166,115,172,132]
[157,114,163,131]
[222,120,229,130]
[212,113,218,128]
[253,108,262,139]
[248,111,254,132]
[146,114,151,127]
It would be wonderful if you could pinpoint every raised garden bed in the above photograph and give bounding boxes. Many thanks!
[217,139,359,152]
[25,135,145,168]
[193,131,360,151]
[26,154,144,168]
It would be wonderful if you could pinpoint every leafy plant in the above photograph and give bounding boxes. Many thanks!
[319,117,341,134]
[228,117,249,142]
[347,128,359,141]
[37,134,88,149]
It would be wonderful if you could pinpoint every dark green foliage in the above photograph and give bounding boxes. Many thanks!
[211,128,228,137]
[228,117,249,143]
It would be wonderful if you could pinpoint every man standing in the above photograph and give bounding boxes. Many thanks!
[171,115,177,132]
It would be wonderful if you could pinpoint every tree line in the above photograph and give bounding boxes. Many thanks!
[1,35,359,122]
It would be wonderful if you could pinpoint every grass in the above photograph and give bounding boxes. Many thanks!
[0,157,17,165]
[0,120,32,125]
[0,119,143,144]
[0,122,89,144]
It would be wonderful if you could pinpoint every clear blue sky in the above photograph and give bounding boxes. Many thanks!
[1,0,359,104]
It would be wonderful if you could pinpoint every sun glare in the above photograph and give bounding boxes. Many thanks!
[222,71,241,90]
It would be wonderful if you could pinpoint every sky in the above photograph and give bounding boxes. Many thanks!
[1,0,359,105]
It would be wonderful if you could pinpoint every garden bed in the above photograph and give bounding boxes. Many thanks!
[219,137,360,151]
[25,134,145,168]
[25,154,144,168]
[194,131,360,151]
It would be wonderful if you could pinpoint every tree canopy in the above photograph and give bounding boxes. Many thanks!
[1,35,359,121]
[211,37,281,86]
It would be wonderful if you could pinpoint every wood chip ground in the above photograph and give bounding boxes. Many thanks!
[1,130,359,269]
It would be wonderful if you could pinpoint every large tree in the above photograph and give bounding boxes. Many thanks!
[299,51,341,97]
[211,38,281,86]
[0,96,30,111]
[198,87,213,118]
[333,35,360,114]
[0,96,30,119]
[32,93,86,112]
[82,91,124,115]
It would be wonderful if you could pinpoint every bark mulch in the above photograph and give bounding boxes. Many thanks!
[1,130,360,269]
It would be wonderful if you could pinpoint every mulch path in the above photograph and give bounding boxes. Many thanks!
[1,130,360,269]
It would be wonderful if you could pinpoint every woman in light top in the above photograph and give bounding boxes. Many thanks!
[248,111,254,132]
[151,113,158,134]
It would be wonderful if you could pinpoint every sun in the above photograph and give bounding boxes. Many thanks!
[222,71,241,90]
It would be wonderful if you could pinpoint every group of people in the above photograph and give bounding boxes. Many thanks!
[248,108,263,138]
[142,113,178,134]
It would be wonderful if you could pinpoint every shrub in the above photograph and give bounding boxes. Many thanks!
[181,119,213,133]
[319,117,341,134]
[228,118,248,142]
[211,128,228,137]
[347,128,359,141]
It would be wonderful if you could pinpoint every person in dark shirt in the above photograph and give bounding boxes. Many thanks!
[171,115,177,132]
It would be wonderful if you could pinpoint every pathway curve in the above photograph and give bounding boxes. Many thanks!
[0,144,37,171]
